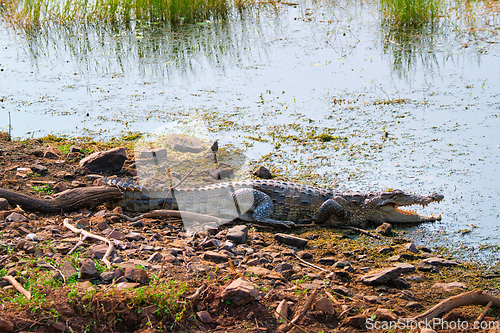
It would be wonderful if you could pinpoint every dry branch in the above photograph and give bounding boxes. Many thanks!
[410,290,500,321]
[292,253,329,273]
[63,218,114,269]
[3,275,31,300]
[282,287,319,332]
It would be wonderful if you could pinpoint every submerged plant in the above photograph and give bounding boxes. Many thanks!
[379,0,441,26]
[2,0,238,27]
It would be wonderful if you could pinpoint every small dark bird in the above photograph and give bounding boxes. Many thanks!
[211,140,218,153]
[211,140,219,165]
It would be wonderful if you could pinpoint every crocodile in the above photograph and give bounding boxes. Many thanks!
[104,178,444,228]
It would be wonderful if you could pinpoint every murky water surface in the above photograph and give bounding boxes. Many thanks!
[1,1,499,262]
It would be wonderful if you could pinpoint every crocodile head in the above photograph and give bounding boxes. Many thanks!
[341,189,444,225]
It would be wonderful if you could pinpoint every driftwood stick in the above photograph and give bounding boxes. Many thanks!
[3,276,31,300]
[477,300,493,322]
[63,218,114,269]
[339,226,381,239]
[160,167,195,210]
[0,186,122,212]
[282,287,319,332]
[293,253,329,273]
[410,290,500,321]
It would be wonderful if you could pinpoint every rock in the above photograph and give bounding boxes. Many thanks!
[43,147,60,159]
[79,147,127,172]
[226,225,248,244]
[344,315,366,328]
[314,297,335,314]
[299,251,313,259]
[252,166,273,179]
[417,262,439,273]
[100,271,116,282]
[388,277,411,289]
[332,260,351,269]
[221,277,258,305]
[109,230,126,240]
[274,262,294,273]
[330,284,350,296]
[378,247,394,254]
[147,252,163,263]
[432,281,467,291]
[393,262,416,273]
[47,319,66,331]
[96,220,110,231]
[0,198,9,210]
[375,222,392,235]
[79,259,100,280]
[203,251,229,263]
[421,257,459,267]
[75,218,90,229]
[166,134,204,153]
[274,233,308,248]
[405,301,424,309]
[375,308,398,321]
[360,267,402,286]
[124,267,150,284]
[55,243,72,255]
[364,295,381,303]
[60,261,78,280]
[0,318,14,332]
[418,245,433,253]
[318,258,337,265]
[196,311,213,324]
[6,212,28,223]
[31,164,48,175]
[87,244,117,260]
[125,232,142,241]
[139,148,167,159]
[209,167,234,180]
[275,299,289,323]
[404,242,419,254]
[53,182,68,193]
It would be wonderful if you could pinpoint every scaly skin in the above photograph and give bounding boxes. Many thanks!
[105,178,444,227]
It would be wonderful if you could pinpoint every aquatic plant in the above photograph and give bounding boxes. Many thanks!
[2,0,236,27]
[379,0,441,26]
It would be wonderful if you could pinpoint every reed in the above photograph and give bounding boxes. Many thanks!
[2,0,233,26]
[379,0,441,26]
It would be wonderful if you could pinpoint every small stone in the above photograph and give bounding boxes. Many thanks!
[378,247,394,254]
[330,285,350,296]
[79,259,100,280]
[79,147,127,173]
[393,262,416,273]
[299,252,313,259]
[314,297,335,314]
[421,257,459,267]
[375,308,398,321]
[417,262,439,273]
[147,252,163,263]
[55,243,72,255]
[100,271,116,282]
[417,245,433,253]
[60,261,78,280]
[274,233,308,248]
[125,232,142,241]
[364,295,381,303]
[196,311,213,324]
[252,166,273,179]
[0,198,9,210]
[319,258,337,265]
[404,243,419,254]
[209,167,234,180]
[75,218,90,229]
[221,277,258,305]
[360,267,402,286]
[388,277,411,289]
[47,319,66,331]
[432,281,467,291]
[375,222,392,236]
[43,147,60,159]
[344,315,366,328]
[96,220,110,231]
[31,164,48,175]
[109,230,126,240]
[87,244,117,260]
[203,251,229,263]
[332,260,351,269]
[124,267,149,284]
[226,225,248,244]
[405,301,424,309]
[274,262,294,273]
[6,212,28,223]
[53,182,68,193]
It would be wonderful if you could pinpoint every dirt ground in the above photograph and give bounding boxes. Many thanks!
[0,133,499,333]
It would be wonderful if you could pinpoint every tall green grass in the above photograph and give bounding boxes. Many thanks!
[3,0,235,26]
[379,0,441,26]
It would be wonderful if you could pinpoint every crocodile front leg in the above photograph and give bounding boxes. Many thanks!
[233,188,296,228]
[301,197,349,224]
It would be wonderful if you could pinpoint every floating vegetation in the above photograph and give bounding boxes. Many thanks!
[1,0,244,27]
[379,0,441,27]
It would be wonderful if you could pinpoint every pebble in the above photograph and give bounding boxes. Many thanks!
[79,259,100,280]
[404,242,419,254]
[274,233,308,248]
[79,147,127,172]
[203,251,229,263]
[6,212,28,223]
[196,311,214,324]
[393,262,416,273]
[124,266,150,284]
[226,225,248,244]
[314,297,335,314]
[30,164,48,174]
[360,267,402,286]
[417,262,439,273]
[375,222,392,235]
[252,166,273,179]
[0,198,9,210]
[221,277,258,305]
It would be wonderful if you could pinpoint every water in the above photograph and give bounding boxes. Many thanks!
[0,0,499,263]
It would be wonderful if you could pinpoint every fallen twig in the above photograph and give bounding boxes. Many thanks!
[476,300,492,322]
[3,275,31,300]
[63,218,114,269]
[185,283,207,300]
[282,287,318,332]
[409,290,500,321]
[160,167,195,210]
[338,226,381,239]
[292,253,329,273]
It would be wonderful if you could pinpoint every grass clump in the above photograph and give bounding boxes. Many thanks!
[2,0,236,27]
[379,0,441,26]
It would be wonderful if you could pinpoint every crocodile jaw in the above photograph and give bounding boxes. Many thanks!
[376,203,442,223]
